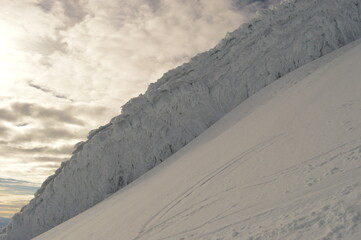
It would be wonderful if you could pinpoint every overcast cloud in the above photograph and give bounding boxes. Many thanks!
[0,0,280,218]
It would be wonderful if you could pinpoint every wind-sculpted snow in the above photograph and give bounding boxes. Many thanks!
[1,0,361,239]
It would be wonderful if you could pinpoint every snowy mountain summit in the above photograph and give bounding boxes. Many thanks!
[2,0,361,239]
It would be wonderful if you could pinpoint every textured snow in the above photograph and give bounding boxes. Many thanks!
[2,0,361,239]
[35,34,361,240]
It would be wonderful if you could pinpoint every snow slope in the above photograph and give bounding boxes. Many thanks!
[2,0,361,239]
[35,37,361,240]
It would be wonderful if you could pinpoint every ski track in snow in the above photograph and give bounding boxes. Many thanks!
[135,133,288,239]
[137,139,361,240]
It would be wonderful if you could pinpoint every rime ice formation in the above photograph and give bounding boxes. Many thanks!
[1,0,361,239]
[35,36,361,240]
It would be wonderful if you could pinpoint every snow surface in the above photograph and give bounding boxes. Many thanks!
[34,35,361,240]
[2,0,361,239]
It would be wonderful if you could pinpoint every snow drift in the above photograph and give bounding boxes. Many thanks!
[1,0,361,239]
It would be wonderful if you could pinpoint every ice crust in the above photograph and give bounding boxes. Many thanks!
[1,0,361,239]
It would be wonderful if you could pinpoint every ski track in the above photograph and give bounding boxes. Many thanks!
[135,134,287,240]
[135,137,361,240]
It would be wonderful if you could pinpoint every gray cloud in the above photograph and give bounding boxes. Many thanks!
[0,125,10,138]
[61,0,87,22]
[146,0,162,13]
[10,102,83,125]
[15,123,29,127]
[2,101,110,127]
[0,109,18,122]
[0,100,95,184]
[37,0,86,24]
[0,178,32,185]
[36,0,53,12]
[11,127,79,144]
[0,100,112,155]
[32,156,69,163]
[27,81,73,101]
[0,144,73,156]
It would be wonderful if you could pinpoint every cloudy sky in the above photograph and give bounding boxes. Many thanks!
[0,0,280,220]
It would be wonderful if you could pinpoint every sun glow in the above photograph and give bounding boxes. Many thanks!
[0,36,16,82]
[0,37,7,54]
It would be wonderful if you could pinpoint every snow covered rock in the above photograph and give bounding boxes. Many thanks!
[1,0,361,239]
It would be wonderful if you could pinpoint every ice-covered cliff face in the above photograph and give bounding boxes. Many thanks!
[1,0,361,239]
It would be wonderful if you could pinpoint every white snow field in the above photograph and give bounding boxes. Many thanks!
[2,0,361,239]
[35,37,361,240]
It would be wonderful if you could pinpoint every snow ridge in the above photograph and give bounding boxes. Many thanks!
[1,0,361,239]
